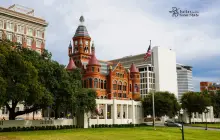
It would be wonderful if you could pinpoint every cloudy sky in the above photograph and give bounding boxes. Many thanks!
[1,0,220,91]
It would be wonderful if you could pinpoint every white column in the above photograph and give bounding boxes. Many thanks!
[97,104,99,125]
[113,99,117,124]
[120,104,123,124]
[126,104,128,119]
[132,101,135,124]
[105,104,108,124]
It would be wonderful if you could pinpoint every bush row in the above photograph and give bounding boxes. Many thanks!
[91,123,148,128]
[0,125,82,132]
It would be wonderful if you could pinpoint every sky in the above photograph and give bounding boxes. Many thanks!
[0,0,220,91]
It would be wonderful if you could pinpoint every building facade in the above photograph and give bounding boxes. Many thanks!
[66,16,141,101]
[110,54,155,99]
[200,82,220,93]
[0,4,47,54]
[176,63,193,100]
[110,47,178,98]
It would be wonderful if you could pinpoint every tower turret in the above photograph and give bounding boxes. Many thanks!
[71,15,92,68]
[86,42,101,73]
[68,41,72,57]
[66,57,77,71]
[129,63,140,100]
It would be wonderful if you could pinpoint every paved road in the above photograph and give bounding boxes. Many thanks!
[184,126,220,131]
[145,122,220,131]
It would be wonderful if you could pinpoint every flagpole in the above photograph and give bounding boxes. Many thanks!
[150,40,156,130]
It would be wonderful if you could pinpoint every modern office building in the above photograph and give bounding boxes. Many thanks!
[0,4,48,54]
[110,47,178,98]
[176,63,193,100]
[200,82,220,93]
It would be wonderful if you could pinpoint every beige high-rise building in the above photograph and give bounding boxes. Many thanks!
[0,4,48,54]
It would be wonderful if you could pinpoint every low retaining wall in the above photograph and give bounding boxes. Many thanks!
[0,119,76,128]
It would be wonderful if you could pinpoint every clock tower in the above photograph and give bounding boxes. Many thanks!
[70,16,92,68]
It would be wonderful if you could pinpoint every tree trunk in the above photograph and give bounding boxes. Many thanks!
[55,107,59,119]
[9,110,16,120]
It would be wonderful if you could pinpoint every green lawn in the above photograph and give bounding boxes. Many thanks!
[0,127,219,140]
[188,123,220,129]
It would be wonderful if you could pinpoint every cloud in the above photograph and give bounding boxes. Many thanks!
[0,0,219,91]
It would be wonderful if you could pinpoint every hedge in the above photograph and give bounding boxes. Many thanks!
[0,125,78,132]
[90,123,148,128]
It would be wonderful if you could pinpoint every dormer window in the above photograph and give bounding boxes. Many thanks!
[92,67,94,72]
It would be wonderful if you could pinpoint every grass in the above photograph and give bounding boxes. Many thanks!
[187,123,220,129]
[0,127,219,140]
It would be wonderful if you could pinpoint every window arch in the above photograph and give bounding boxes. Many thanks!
[104,80,107,89]
[118,81,122,91]
[94,78,98,88]
[89,78,93,88]
[134,84,138,92]
[123,82,127,91]
[101,80,104,89]
[113,80,117,90]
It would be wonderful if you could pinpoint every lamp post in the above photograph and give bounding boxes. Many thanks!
[180,108,184,140]
[204,108,209,130]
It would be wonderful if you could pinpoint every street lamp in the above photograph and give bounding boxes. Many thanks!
[180,108,184,140]
[204,108,209,130]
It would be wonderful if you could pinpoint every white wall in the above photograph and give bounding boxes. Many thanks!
[84,99,143,128]
[153,46,178,98]
[0,119,75,128]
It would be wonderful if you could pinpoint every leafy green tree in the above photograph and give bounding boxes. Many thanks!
[142,91,180,118]
[181,91,211,123]
[0,40,53,120]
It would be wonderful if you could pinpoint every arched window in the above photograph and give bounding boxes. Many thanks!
[130,84,132,92]
[118,81,122,91]
[123,82,127,91]
[94,78,98,88]
[113,80,117,90]
[89,78,93,88]
[104,80,107,89]
[134,84,138,92]
[114,92,117,97]
[101,80,104,89]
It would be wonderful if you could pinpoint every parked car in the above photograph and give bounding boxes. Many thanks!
[15,117,24,120]
[164,120,182,127]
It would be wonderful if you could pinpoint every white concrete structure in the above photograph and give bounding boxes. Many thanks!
[0,119,74,128]
[152,46,178,97]
[180,106,219,123]
[82,99,143,128]
[0,103,42,120]
[176,63,193,100]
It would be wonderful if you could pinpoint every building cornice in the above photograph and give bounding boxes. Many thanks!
[0,6,48,27]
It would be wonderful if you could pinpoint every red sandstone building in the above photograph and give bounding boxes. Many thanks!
[200,81,220,92]
[66,16,140,100]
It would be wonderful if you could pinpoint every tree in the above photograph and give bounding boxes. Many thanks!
[142,91,180,118]
[0,40,53,119]
[181,91,211,123]
[210,90,220,118]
